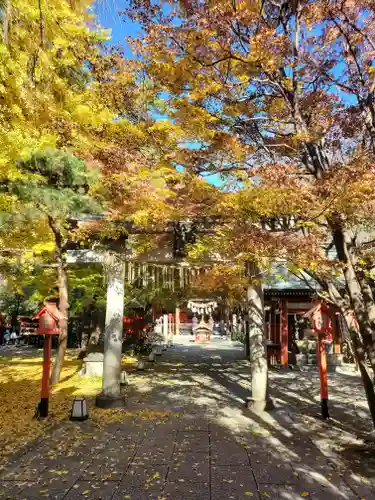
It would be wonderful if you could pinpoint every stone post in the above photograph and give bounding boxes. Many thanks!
[247,285,274,414]
[163,313,169,348]
[96,255,125,408]
[232,313,237,340]
[244,314,250,359]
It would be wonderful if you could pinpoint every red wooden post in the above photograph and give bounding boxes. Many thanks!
[175,307,180,335]
[40,335,52,418]
[281,300,288,367]
[33,302,63,419]
[318,334,329,419]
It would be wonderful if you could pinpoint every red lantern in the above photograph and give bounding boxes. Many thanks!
[303,302,332,335]
[312,304,332,334]
[34,302,63,335]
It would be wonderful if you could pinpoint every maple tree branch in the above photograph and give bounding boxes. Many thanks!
[3,0,11,45]
[330,16,365,87]
[38,0,44,46]
[336,7,375,54]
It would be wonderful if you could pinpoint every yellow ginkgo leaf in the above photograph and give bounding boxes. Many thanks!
[245,493,254,497]
[301,493,310,498]
[82,491,90,495]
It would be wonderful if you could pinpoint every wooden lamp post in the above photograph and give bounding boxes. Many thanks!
[33,301,63,419]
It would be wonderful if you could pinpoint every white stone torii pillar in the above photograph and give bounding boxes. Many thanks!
[247,284,274,414]
[163,313,169,349]
[96,255,126,408]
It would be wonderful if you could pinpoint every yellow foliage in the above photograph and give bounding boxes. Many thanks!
[0,352,139,465]
[0,0,113,179]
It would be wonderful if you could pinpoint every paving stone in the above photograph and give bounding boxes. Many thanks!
[211,450,249,466]
[17,476,76,500]
[112,485,163,500]
[0,462,46,480]
[40,456,89,473]
[0,480,33,498]
[133,443,174,465]
[257,484,311,500]
[176,431,209,452]
[309,486,358,500]
[122,464,167,489]
[343,470,375,499]
[179,419,209,432]
[252,461,298,484]
[147,420,180,436]
[105,437,139,450]
[211,441,249,465]
[168,452,209,482]
[143,434,176,448]
[289,445,329,464]
[209,423,235,438]
[164,480,210,499]
[63,480,120,499]
[211,465,258,500]
[79,457,125,481]
[293,463,345,487]
[294,470,356,499]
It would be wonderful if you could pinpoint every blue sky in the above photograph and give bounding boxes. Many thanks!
[95,1,134,49]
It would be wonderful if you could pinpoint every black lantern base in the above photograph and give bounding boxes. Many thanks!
[321,398,330,419]
[70,415,89,422]
[39,398,49,419]
[95,393,126,409]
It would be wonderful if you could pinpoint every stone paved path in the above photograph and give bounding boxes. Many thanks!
[1,337,375,499]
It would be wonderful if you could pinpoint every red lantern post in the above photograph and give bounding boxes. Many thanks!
[281,300,288,368]
[33,302,63,418]
[317,333,329,419]
[303,302,332,419]
[312,304,331,419]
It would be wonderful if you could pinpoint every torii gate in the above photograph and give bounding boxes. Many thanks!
[66,218,221,408]
[66,216,304,411]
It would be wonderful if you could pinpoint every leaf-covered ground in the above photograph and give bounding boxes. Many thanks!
[0,350,139,466]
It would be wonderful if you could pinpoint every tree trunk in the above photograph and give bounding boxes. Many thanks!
[342,310,375,429]
[3,0,11,45]
[50,261,68,385]
[247,284,274,413]
[101,255,125,399]
[321,279,375,429]
[47,216,69,385]
[330,217,375,375]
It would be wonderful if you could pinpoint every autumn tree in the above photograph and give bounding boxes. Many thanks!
[125,0,375,423]
[2,149,99,382]
[0,0,179,384]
